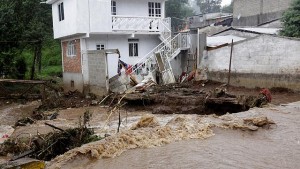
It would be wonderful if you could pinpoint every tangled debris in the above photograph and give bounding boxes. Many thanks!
[0,113,101,161]
[37,90,96,112]
[0,126,101,161]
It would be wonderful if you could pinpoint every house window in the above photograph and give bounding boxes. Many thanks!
[111,1,117,15]
[128,39,139,57]
[96,44,105,50]
[148,2,161,17]
[67,41,76,57]
[58,2,64,21]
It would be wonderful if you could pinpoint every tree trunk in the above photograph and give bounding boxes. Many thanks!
[37,41,42,73]
[30,45,37,80]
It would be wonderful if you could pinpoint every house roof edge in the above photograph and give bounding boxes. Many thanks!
[46,0,59,4]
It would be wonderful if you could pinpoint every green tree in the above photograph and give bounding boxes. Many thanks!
[197,0,222,14]
[222,1,233,13]
[0,0,53,79]
[166,0,194,31]
[281,0,300,38]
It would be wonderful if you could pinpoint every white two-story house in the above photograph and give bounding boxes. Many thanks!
[46,0,174,91]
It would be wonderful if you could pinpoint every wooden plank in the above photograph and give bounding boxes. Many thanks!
[0,79,46,84]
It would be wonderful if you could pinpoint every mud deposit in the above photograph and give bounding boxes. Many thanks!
[122,82,275,115]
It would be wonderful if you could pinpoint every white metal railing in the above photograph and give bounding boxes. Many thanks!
[111,32,190,80]
[159,18,171,41]
[112,15,162,32]
[109,15,190,87]
[128,32,190,76]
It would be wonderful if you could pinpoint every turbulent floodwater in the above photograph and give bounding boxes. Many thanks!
[48,102,300,169]
[98,129,300,169]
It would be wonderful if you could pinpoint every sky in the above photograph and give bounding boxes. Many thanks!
[221,0,232,6]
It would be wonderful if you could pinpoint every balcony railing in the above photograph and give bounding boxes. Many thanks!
[112,15,170,33]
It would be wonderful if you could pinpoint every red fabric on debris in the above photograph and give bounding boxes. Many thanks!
[187,70,196,81]
[126,65,133,75]
[260,88,272,102]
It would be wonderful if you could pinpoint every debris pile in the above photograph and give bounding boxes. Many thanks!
[0,123,101,161]
[121,82,272,115]
[37,90,95,111]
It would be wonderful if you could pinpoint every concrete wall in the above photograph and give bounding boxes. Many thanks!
[63,72,84,92]
[200,35,300,90]
[190,14,232,29]
[85,34,160,78]
[89,0,112,33]
[86,50,108,96]
[52,0,79,39]
[259,20,282,28]
[233,0,293,26]
[170,51,188,79]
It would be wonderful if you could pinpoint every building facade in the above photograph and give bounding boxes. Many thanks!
[46,0,171,92]
[233,0,293,26]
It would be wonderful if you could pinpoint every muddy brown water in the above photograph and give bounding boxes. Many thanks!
[1,88,300,169]
[48,102,300,169]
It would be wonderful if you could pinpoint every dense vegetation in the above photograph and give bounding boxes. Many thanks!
[0,0,61,79]
[281,0,300,38]
[197,0,222,14]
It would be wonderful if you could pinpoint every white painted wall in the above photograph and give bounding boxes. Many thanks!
[201,35,300,75]
[76,0,89,34]
[52,0,78,39]
[89,0,112,33]
[84,34,160,78]
[50,0,166,39]
[114,0,165,17]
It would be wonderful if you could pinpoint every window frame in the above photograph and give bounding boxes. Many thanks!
[96,44,105,50]
[67,41,76,57]
[128,39,139,57]
[58,2,65,21]
[148,2,161,17]
[111,1,117,15]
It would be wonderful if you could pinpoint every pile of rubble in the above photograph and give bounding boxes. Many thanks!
[121,81,272,115]
[37,90,97,111]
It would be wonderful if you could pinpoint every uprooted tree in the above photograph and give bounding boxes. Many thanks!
[281,0,300,38]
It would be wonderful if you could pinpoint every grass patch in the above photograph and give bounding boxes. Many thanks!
[22,39,62,79]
